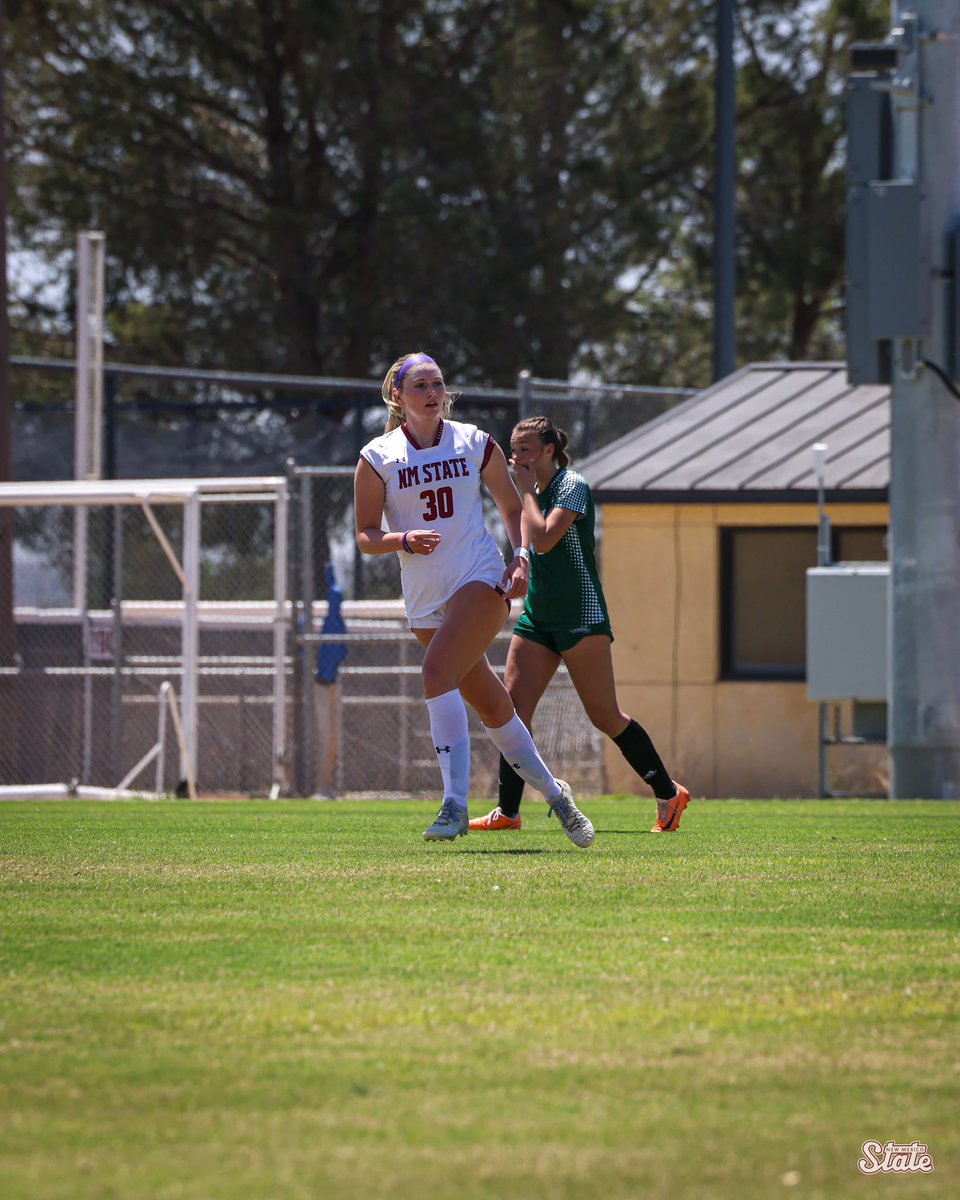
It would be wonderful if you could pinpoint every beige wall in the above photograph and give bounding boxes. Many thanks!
[600,502,889,799]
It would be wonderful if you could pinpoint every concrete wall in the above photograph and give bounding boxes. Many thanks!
[599,502,889,798]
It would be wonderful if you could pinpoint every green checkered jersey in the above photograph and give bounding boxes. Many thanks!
[523,468,609,631]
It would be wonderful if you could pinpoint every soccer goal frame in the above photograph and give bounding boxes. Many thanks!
[0,477,289,799]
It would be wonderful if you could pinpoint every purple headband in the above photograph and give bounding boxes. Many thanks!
[395,354,438,385]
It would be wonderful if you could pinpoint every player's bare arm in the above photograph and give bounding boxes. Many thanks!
[480,441,530,598]
[353,457,440,555]
[509,454,578,552]
[527,504,577,554]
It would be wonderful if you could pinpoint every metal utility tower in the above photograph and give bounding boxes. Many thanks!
[846,2,960,798]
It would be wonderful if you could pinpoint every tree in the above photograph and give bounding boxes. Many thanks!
[6,0,706,385]
[9,1,368,374]
[609,0,889,388]
[7,1,890,393]
[735,0,888,360]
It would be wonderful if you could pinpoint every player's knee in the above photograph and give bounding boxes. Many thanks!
[587,707,622,737]
[421,659,457,697]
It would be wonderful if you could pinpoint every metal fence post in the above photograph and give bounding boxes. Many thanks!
[110,533,124,787]
[273,476,291,798]
[517,369,532,421]
[352,397,365,599]
[299,464,317,795]
[582,392,593,457]
[284,458,304,796]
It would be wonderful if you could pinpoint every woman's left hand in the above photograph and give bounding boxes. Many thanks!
[501,555,530,599]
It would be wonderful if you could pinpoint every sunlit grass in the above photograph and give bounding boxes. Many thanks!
[1,798,957,1199]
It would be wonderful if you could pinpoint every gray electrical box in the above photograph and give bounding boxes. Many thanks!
[846,181,928,379]
[845,62,931,384]
[951,222,960,382]
[846,72,890,185]
[846,72,893,384]
[846,186,890,384]
[865,181,929,339]
[806,564,889,701]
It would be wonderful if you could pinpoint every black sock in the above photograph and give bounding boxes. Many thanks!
[498,753,525,817]
[612,718,675,800]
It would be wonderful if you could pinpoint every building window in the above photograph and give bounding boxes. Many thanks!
[834,526,887,562]
[720,526,887,681]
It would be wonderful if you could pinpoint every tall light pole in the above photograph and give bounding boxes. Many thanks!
[713,0,736,381]
[0,0,15,667]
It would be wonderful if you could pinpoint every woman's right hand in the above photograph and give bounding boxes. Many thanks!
[509,457,537,494]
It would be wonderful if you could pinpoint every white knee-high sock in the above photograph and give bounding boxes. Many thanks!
[482,712,560,802]
[425,689,471,808]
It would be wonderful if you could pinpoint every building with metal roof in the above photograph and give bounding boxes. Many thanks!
[580,362,890,504]
[574,363,889,800]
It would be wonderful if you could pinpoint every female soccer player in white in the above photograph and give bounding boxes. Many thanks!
[353,353,595,846]
[468,416,690,834]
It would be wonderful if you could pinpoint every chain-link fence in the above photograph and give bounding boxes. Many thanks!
[518,372,691,461]
[285,465,605,799]
[2,471,604,800]
[0,479,288,798]
[11,358,693,505]
[6,360,692,798]
[293,619,606,801]
[276,383,685,798]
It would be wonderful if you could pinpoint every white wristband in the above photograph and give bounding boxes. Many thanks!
[513,546,531,562]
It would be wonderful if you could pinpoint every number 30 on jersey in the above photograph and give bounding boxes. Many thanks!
[420,487,454,521]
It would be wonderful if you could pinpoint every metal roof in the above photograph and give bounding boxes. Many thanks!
[579,362,890,504]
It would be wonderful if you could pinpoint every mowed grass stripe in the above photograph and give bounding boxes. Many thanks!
[0,799,957,1200]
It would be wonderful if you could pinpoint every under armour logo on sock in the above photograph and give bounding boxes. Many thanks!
[435,745,451,754]
[512,762,521,769]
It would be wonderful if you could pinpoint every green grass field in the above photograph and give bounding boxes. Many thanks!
[0,797,957,1199]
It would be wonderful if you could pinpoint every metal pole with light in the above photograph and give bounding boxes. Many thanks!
[713,0,736,381]
[813,443,832,796]
[0,0,14,670]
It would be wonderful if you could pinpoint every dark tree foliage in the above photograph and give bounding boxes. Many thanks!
[7,0,888,391]
[613,0,888,387]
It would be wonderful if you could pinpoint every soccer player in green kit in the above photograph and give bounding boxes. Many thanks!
[469,416,691,835]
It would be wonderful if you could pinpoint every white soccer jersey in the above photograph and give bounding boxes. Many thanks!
[360,419,507,623]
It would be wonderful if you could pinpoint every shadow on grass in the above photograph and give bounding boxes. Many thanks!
[596,829,703,835]
[455,847,553,855]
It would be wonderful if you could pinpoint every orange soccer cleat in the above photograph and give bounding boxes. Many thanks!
[468,806,522,831]
[651,782,690,833]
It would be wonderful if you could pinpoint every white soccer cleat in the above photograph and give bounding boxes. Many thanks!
[547,780,595,848]
[423,798,470,841]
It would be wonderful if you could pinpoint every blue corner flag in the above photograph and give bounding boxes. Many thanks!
[315,564,348,684]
